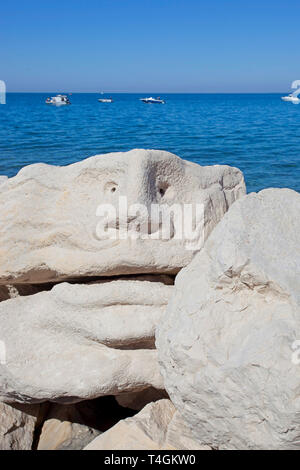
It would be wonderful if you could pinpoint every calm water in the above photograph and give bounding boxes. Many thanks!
[0,93,299,193]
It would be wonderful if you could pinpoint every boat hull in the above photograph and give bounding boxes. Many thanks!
[46,102,70,105]
[141,99,165,104]
[281,96,300,103]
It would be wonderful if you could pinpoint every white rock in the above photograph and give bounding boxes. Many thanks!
[157,188,300,450]
[0,279,171,403]
[0,149,245,284]
[84,399,209,450]
[0,402,44,450]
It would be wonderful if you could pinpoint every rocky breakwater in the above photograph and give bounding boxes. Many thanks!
[0,149,245,449]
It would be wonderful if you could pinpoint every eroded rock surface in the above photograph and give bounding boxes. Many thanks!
[0,150,246,447]
[0,150,245,406]
[157,189,300,450]
[0,279,171,403]
[0,149,245,284]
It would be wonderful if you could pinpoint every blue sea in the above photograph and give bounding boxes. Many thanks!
[0,93,299,193]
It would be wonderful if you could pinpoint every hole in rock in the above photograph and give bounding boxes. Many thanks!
[32,395,137,450]
[0,273,175,302]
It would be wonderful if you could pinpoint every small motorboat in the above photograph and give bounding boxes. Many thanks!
[98,97,113,103]
[45,94,71,105]
[140,96,165,104]
[281,93,300,104]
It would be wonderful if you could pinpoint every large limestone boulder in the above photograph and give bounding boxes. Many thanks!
[157,189,300,450]
[0,279,171,403]
[84,399,210,450]
[0,402,45,450]
[0,149,245,284]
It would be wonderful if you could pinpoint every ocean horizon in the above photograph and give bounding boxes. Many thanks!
[1,92,299,193]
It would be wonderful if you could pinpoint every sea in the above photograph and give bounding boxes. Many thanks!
[0,93,299,193]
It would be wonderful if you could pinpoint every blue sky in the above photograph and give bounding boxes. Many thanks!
[1,0,299,92]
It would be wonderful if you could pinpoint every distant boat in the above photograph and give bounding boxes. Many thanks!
[45,94,71,105]
[281,93,300,104]
[140,96,165,104]
[98,97,113,103]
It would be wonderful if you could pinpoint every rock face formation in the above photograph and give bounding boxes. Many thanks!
[0,149,245,284]
[84,399,210,450]
[0,150,245,407]
[0,149,248,449]
[157,188,300,450]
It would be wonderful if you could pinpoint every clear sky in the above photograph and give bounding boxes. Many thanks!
[1,0,299,93]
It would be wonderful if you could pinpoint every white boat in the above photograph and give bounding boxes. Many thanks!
[281,93,300,104]
[98,98,113,103]
[140,96,165,104]
[45,94,71,105]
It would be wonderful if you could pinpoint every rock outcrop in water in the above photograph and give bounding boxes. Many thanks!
[157,188,300,450]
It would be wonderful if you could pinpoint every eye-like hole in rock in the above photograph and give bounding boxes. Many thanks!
[157,181,172,199]
[104,181,118,194]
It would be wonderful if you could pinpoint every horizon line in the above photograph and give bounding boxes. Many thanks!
[6,91,286,94]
